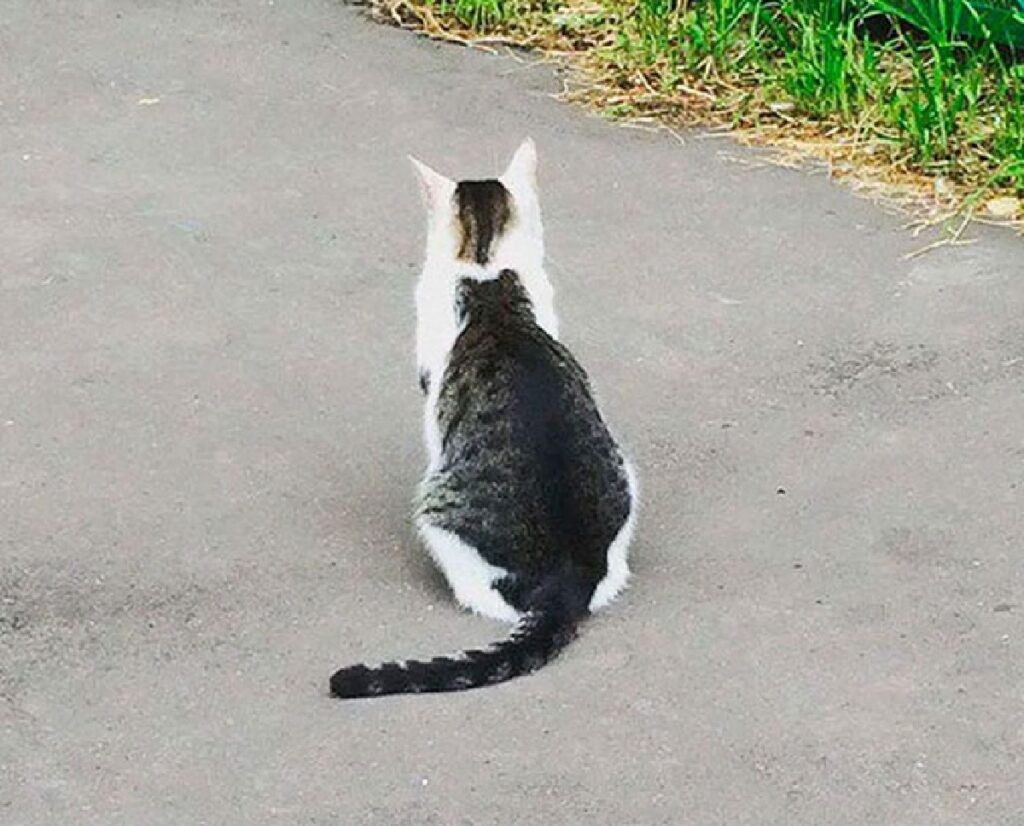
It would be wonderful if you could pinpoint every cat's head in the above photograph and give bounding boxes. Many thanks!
[409,139,543,275]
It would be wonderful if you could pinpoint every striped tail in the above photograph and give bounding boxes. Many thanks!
[329,574,587,699]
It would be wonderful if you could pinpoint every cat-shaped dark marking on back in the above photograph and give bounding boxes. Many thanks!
[424,273,631,588]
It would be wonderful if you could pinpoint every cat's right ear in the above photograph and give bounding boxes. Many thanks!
[409,156,455,212]
[502,138,538,192]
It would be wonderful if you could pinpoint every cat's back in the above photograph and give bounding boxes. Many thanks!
[442,271,602,458]
[428,271,631,574]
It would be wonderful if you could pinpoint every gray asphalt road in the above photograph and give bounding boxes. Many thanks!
[2,2,1022,824]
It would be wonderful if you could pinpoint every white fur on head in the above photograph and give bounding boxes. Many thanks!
[493,137,545,294]
[410,154,459,269]
[497,137,540,235]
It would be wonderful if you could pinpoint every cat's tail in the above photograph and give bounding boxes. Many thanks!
[329,573,588,700]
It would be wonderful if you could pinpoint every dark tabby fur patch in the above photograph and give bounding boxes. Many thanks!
[330,271,632,699]
[454,180,513,264]
[422,271,631,594]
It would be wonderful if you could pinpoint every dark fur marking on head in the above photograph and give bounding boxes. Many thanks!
[455,180,513,264]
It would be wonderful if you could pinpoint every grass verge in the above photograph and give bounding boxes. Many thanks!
[371,0,1024,239]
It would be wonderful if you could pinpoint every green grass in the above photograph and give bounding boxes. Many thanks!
[617,0,1024,190]
[404,0,1024,204]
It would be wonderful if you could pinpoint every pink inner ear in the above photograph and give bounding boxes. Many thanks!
[504,139,537,187]
[409,156,454,207]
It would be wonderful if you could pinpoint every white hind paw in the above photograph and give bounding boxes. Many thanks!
[418,523,522,624]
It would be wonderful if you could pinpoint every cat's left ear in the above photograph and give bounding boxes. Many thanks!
[409,156,455,212]
[502,138,538,192]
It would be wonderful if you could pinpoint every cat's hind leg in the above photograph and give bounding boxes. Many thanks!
[417,523,522,623]
[589,459,639,612]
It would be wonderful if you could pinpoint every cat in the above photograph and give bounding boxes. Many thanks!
[330,139,638,699]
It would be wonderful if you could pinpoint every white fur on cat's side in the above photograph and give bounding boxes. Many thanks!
[588,459,638,611]
[417,524,522,623]
[410,139,634,621]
